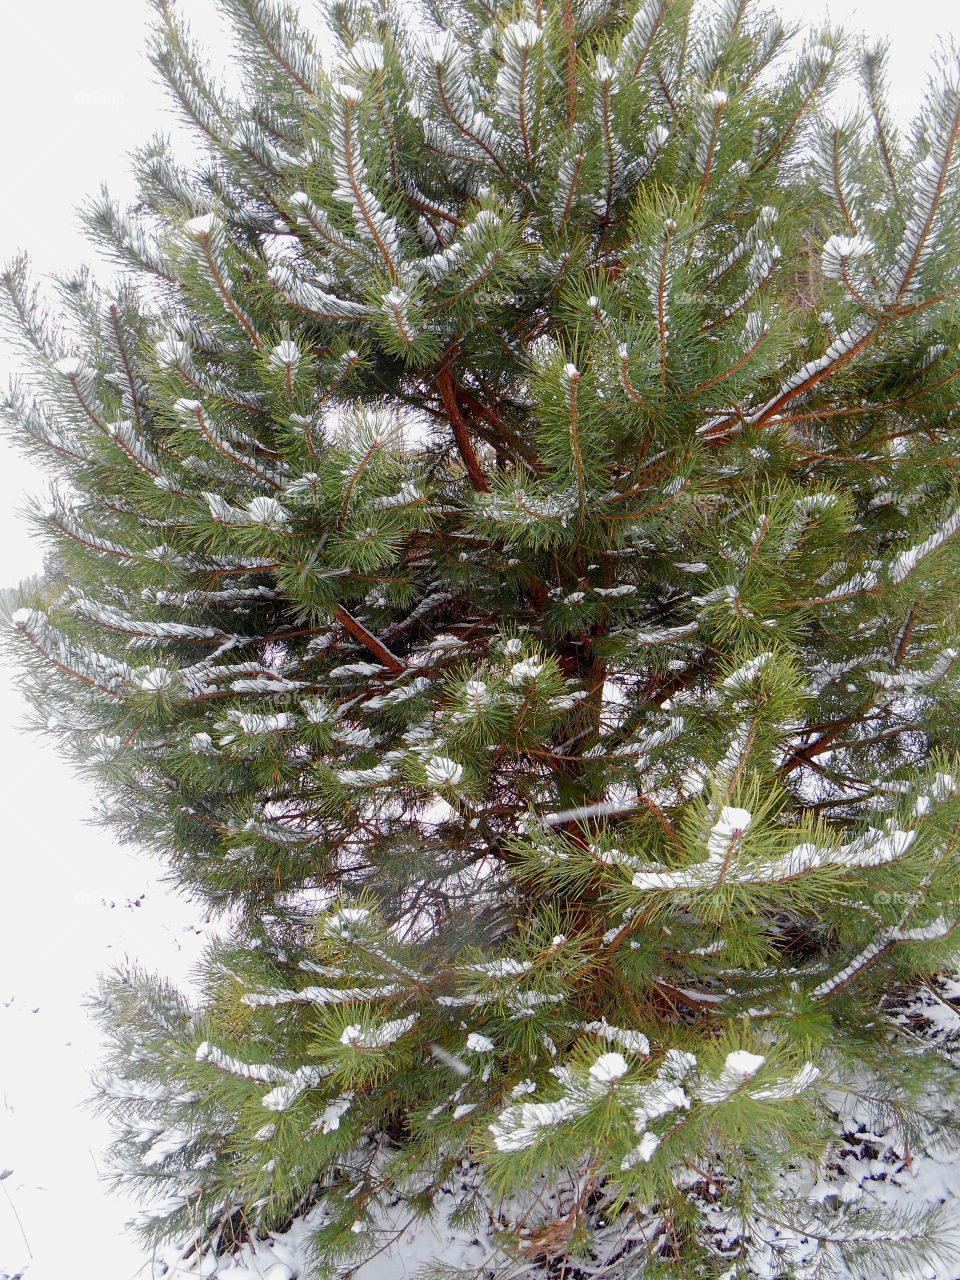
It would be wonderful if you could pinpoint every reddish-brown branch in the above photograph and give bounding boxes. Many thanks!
[831,127,858,234]
[335,605,405,674]
[681,327,767,402]
[456,384,543,474]
[703,325,878,442]
[435,363,490,492]
[557,150,584,227]
[894,602,923,667]
[778,713,867,778]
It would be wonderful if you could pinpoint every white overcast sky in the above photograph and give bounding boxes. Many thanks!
[0,1,957,1277]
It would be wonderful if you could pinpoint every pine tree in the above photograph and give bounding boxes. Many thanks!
[4,0,960,1274]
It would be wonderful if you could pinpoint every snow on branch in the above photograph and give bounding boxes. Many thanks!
[12,607,139,698]
[889,66,960,299]
[268,261,372,320]
[743,318,875,431]
[423,31,506,174]
[288,190,370,265]
[0,382,88,465]
[631,809,917,894]
[174,398,284,488]
[329,84,401,281]
[82,187,175,280]
[70,595,230,647]
[494,21,543,167]
[52,354,163,485]
[204,491,292,530]
[695,1049,765,1103]
[340,1013,419,1049]
[869,648,960,693]
[696,89,729,195]
[821,233,874,283]
[194,1039,286,1084]
[552,142,586,226]
[594,55,626,218]
[223,0,320,101]
[183,213,262,349]
[195,1039,331,1113]
[241,982,399,1008]
[888,506,960,584]
[614,0,668,82]
[421,209,502,283]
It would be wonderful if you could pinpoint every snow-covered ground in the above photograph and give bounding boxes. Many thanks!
[146,981,960,1279]
[0,664,213,1280]
[149,1034,960,1280]
[155,1196,494,1280]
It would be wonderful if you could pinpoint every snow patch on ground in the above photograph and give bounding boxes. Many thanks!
[155,1193,494,1280]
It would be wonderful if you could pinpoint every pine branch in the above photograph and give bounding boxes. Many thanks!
[561,0,577,130]
[222,0,319,99]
